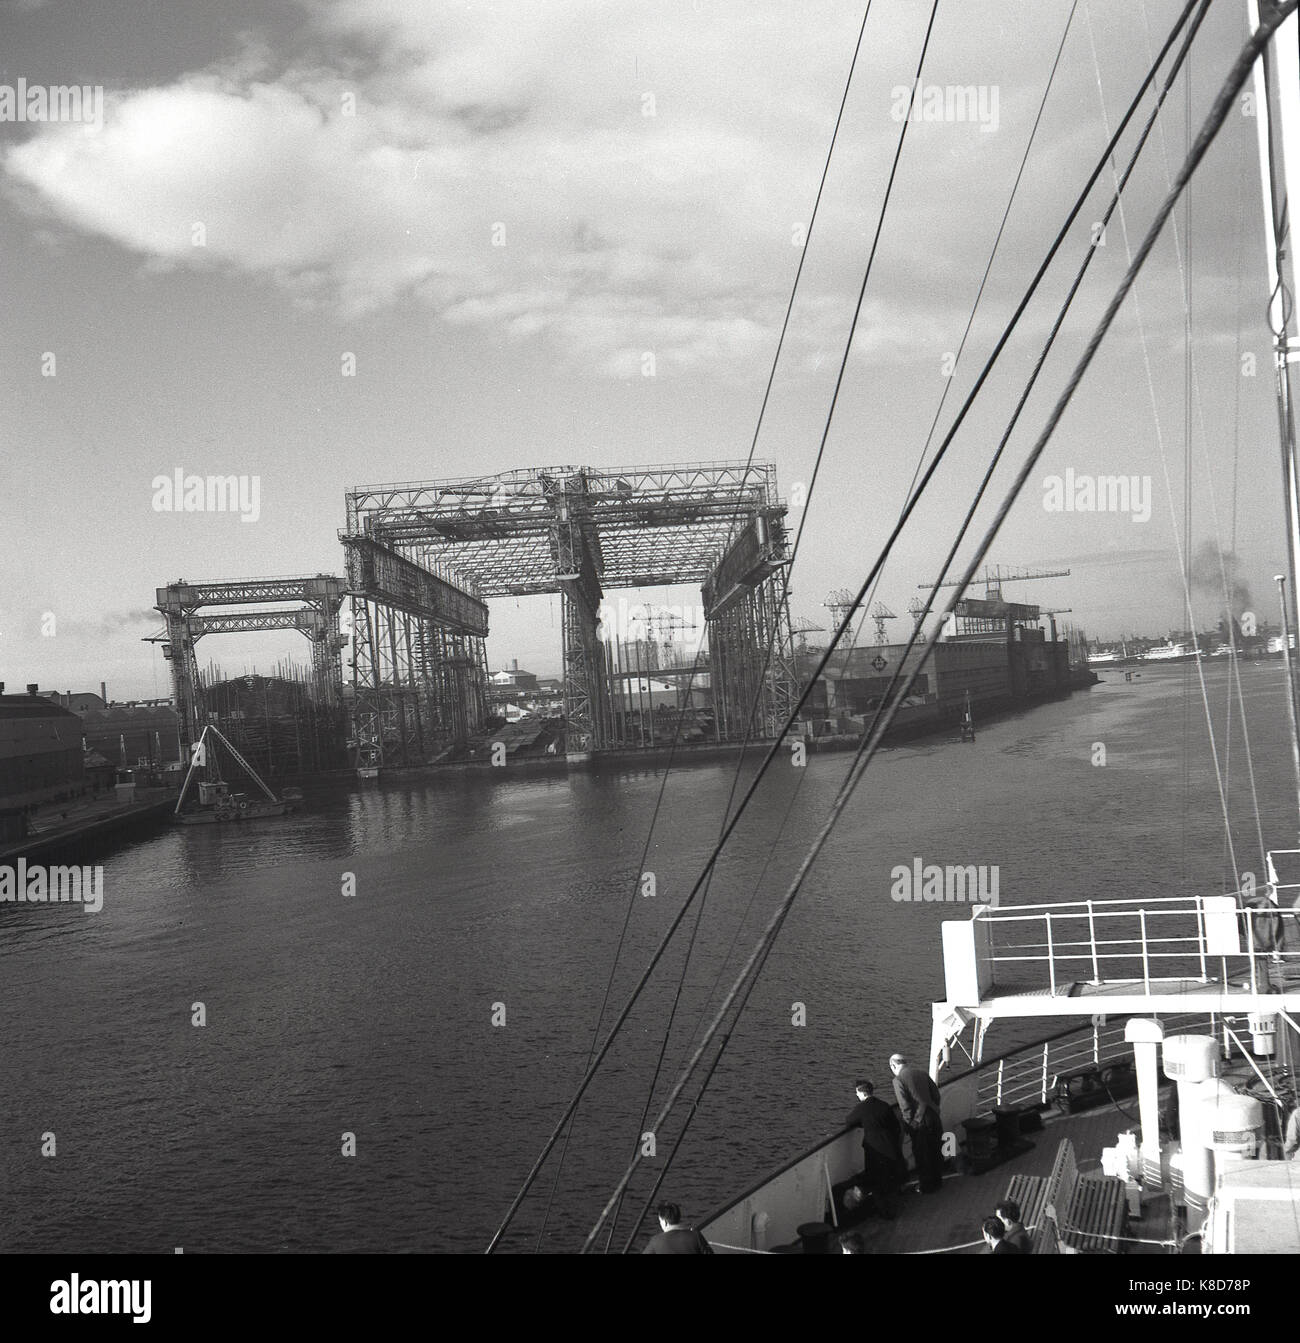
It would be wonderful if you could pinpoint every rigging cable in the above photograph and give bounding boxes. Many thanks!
[579,0,1298,1251]
[1085,0,1241,888]
[622,0,1210,1232]
[619,0,1083,1251]
[1138,0,1268,880]
[486,0,1204,1253]
[601,0,945,1252]
[521,0,881,1252]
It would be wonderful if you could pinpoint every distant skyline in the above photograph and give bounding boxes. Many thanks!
[0,0,1288,696]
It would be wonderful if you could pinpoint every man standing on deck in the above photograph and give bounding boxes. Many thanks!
[890,1052,945,1193]
[845,1080,904,1218]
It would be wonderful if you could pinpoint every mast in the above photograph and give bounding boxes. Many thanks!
[1250,1,1300,833]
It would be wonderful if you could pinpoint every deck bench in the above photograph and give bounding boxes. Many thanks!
[1060,1173,1128,1253]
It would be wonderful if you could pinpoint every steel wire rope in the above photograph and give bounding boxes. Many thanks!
[486,0,1203,1254]
[614,1,1083,1251]
[598,0,945,1252]
[1136,0,1267,881]
[579,0,1296,1251]
[523,0,880,1252]
[1084,0,1241,889]
[617,0,1210,1238]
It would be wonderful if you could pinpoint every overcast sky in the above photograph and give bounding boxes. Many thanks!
[0,0,1286,695]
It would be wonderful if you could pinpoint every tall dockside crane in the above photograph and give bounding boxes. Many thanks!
[823,588,856,632]
[913,561,1069,598]
[916,563,1071,601]
[869,602,897,645]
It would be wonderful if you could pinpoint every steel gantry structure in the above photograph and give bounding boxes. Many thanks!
[339,533,491,769]
[152,576,348,756]
[343,461,798,760]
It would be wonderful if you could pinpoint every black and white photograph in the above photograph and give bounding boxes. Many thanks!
[2,0,1299,1313]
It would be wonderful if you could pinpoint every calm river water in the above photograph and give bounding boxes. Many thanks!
[2,662,1294,1251]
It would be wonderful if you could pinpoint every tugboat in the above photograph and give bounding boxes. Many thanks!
[173,724,295,825]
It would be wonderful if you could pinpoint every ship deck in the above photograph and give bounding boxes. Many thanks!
[972,976,1300,1016]
[843,1103,1177,1256]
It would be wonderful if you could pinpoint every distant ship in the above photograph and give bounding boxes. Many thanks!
[1087,639,1140,667]
[1140,640,1202,664]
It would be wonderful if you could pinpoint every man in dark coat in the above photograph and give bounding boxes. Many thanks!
[845,1080,904,1218]
[642,1201,714,1254]
[890,1052,945,1193]
[982,1216,1023,1254]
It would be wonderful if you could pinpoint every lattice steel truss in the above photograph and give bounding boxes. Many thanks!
[344,462,796,755]
[152,576,347,757]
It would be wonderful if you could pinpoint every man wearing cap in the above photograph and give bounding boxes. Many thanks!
[890,1052,945,1194]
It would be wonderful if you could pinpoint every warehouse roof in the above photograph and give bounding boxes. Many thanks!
[0,694,81,721]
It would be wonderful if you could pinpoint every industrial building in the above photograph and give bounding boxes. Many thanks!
[489,660,539,693]
[0,686,86,839]
[37,687,182,769]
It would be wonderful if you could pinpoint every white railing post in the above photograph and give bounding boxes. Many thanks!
[996,1058,1004,1107]
[1195,896,1208,983]
[1139,910,1151,993]
[1093,1019,1100,1065]
[1041,1042,1050,1105]
[1046,913,1057,995]
[1087,899,1101,984]
[1247,910,1258,994]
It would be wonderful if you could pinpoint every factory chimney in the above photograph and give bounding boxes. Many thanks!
[101,681,107,703]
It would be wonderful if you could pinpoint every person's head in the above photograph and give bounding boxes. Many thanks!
[855,1079,874,1100]
[981,1216,1007,1248]
[995,1199,1021,1227]
[655,1201,683,1230]
[839,1231,866,1254]
[889,1053,906,1076]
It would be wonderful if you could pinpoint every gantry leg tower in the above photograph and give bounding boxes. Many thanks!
[703,511,798,741]
[340,532,490,770]
[152,576,347,759]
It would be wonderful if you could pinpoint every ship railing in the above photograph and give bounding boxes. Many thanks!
[962,893,1300,998]
[974,1012,1210,1113]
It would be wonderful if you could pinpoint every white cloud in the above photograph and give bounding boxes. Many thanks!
[0,1,1245,376]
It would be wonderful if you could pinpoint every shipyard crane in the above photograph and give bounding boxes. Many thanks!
[647,607,695,670]
[869,602,897,645]
[790,615,825,654]
[916,563,1070,601]
[823,588,857,631]
[907,597,929,632]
